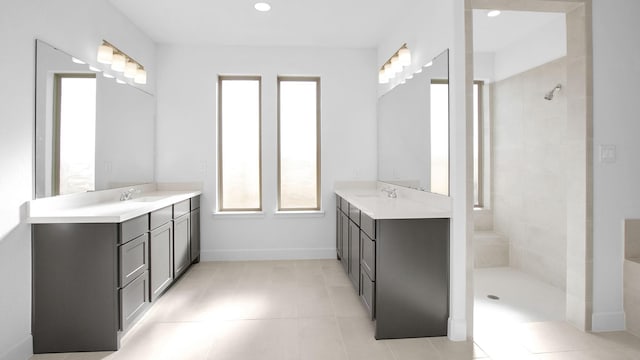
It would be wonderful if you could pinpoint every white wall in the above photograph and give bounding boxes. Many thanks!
[155,45,377,261]
[0,1,155,359]
[492,58,568,290]
[592,0,640,331]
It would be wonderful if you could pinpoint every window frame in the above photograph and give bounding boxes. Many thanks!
[217,75,263,212]
[276,76,322,212]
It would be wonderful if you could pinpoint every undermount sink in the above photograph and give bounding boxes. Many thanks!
[130,196,166,203]
[355,194,383,199]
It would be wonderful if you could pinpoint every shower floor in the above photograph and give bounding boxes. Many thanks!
[474,266,566,333]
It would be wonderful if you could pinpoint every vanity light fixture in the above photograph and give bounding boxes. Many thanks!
[487,10,501,17]
[71,57,85,65]
[89,65,102,72]
[96,40,147,84]
[102,72,115,79]
[379,43,411,84]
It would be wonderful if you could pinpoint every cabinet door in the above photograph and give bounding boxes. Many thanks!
[190,208,200,263]
[173,213,191,279]
[336,207,342,259]
[150,222,173,301]
[348,220,360,291]
[340,212,349,272]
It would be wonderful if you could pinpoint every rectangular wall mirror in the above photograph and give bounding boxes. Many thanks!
[377,49,449,196]
[35,39,156,198]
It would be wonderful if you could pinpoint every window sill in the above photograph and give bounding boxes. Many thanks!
[212,211,265,219]
[273,210,325,218]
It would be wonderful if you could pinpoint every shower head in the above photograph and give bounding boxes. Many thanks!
[544,84,562,100]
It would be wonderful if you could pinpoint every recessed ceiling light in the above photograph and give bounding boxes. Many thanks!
[254,2,271,12]
[487,10,501,17]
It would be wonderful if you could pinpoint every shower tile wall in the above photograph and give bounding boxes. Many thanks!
[491,57,568,290]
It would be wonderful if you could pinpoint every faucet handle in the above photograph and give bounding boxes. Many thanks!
[381,187,398,198]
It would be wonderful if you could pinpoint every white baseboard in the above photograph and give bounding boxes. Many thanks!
[448,317,467,341]
[591,311,626,332]
[0,335,32,360]
[201,248,336,261]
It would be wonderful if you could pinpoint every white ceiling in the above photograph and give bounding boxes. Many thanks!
[109,1,567,51]
[472,10,565,53]
[109,0,419,48]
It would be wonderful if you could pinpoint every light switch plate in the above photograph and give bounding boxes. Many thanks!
[599,144,616,163]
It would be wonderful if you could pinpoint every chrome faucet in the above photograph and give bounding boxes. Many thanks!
[120,188,141,201]
[381,187,397,198]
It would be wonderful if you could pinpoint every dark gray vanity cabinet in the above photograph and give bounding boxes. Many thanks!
[334,197,450,340]
[32,195,202,354]
[190,197,201,263]
[32,214,152,353]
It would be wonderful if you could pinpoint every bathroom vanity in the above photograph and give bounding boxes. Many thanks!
[335,182,451,339]
[28,185,201,353]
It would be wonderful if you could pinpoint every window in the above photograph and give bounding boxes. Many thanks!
[277,77,321,211]
[430,80,449,196]
[473,81,484,207]
[53,74,97,195]
[218,76,262,211]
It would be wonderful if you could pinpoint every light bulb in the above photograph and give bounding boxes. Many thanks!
[391,55,402,73]
[384,63,394,79]
[97,44,113,64]
[398,47,411,66]
[111,54,126,72]
[488,10,501,17]
[72,57,85,65]
[134,69,147,85]
[116,79,126,84]
[378,69,389,84]
[124,61,138,78]
[424,61,433,68]
[89,65,101,72]
[103,72,115,79]
[254,2,271,11]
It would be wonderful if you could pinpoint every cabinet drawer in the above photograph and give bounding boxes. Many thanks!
[360,270,375,320]
[361,212,376,239]
[190,196,200,211]
[150,206,172,230]
[340,197,349,214]
[174,200,190,218]
[349,203,360,226]
[120,214,148,244]
[361,231,375,280]
[119,233,149,287]
[120,271,149,331]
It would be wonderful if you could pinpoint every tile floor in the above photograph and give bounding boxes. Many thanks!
[31,260,640,360]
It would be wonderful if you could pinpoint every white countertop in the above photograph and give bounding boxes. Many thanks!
[28,186,201,224]
[335,181,452,220]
